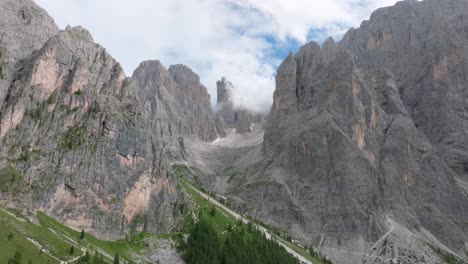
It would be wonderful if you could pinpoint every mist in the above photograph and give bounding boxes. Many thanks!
[35,0,399,113]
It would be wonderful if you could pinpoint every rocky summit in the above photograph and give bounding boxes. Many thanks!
[0,0,467,263]
[260,0,468,262]
[0,0,216,240]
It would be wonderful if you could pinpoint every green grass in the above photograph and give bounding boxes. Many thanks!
[0,165,26,194]
[239,216,328,264]
[26,101,49,121]
[36,211,152,261]
[273,233,328,264]
[73,90,84,96]
[0,206,170,263]
[177,175,236,235]
[173,164,329,264]
[0,162,329,264]
[59,126,85,151]
[0,207,82,263]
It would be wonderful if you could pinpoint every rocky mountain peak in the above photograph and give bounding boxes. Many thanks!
[261,0,468,263]
[0,0,218,241]
[214,77,264,136]
[0,0,59,108]
[216,76,235,104]
[63,25,95,42]
[169,64,201,85]
[2,0,468,263]
[169,64,212,108]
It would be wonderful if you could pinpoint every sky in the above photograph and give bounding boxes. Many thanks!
[34,0,400,113]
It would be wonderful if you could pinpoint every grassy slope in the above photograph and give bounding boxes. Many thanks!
[0,165,234,264]
[178,177,236,234]
[1,163,325,264]
[173,164,327,264]
[0,207,157,263]
[37,210,170,261]
[0,207,82,263]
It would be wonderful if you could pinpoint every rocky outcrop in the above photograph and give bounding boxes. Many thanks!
[131,62,217,143]
[0,0,58,111]
[240,0,468,263]
[0,0,216,240]
[2,0,467,263]
[215,77,264,136]
[340,0,468,180]
[168,64,218,141]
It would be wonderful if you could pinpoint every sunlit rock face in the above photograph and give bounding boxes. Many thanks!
[253,0,468,263]
[0,0,218,240]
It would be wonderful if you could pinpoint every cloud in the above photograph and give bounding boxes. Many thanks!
[233,0,403,41]
[34,0,399,113]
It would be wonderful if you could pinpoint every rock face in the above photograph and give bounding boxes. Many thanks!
[215,77,264,136]
[242,0,468,263]
[0,0,58,111]
[2,0,468,263]
[0,0,216,239]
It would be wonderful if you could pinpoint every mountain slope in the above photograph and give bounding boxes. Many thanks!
[1,0,468,264]
[258,0,468,263]
[0,0,216,241]
[179,1,468,263]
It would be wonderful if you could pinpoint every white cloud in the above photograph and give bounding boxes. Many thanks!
[233,0,403,41]
[34,0,399,113]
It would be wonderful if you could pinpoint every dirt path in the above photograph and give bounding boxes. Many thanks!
[26,237,62,263]
[0,208,26,222]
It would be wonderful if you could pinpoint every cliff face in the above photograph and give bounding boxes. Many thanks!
[258,0,468,262]
[2,0,468,262]
[215,77,264,136]
[0,0,216,239]
[0,0,58,112]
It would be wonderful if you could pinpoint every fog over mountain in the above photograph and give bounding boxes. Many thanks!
[1,0,467,264]
[34,0,401,113]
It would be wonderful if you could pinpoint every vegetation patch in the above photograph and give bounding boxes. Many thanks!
[36,211,153,262]
[17,147,42,162]
[173,164,200,183]
[0,165,25,194]
[59,126,86,151]
[0,207,81,263]
[26,101,49,121]
[428,244,466,264]
[46,90,58,105]
[58,104,79,115]
[183,216,300,264]
[174,164,332,264]
[73,89,84,96]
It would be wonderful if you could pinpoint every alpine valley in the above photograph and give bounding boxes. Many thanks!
[0,0,467,263]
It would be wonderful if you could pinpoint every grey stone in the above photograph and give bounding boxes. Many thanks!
[255,0,468,263]
[0,0,213,242]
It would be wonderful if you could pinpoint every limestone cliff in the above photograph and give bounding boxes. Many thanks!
[0,0,216,240]
[227,0,468,263]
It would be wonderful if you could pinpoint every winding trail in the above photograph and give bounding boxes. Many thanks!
[0,208,26,222]
[181,178,313,264]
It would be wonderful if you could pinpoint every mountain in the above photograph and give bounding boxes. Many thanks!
[258,0,468,263]
[0,0,58,106]
[0,0,216,241]
[214,77,265,137]
[1,0,468,263]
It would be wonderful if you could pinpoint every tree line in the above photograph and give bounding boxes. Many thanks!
[183,217,300,264]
